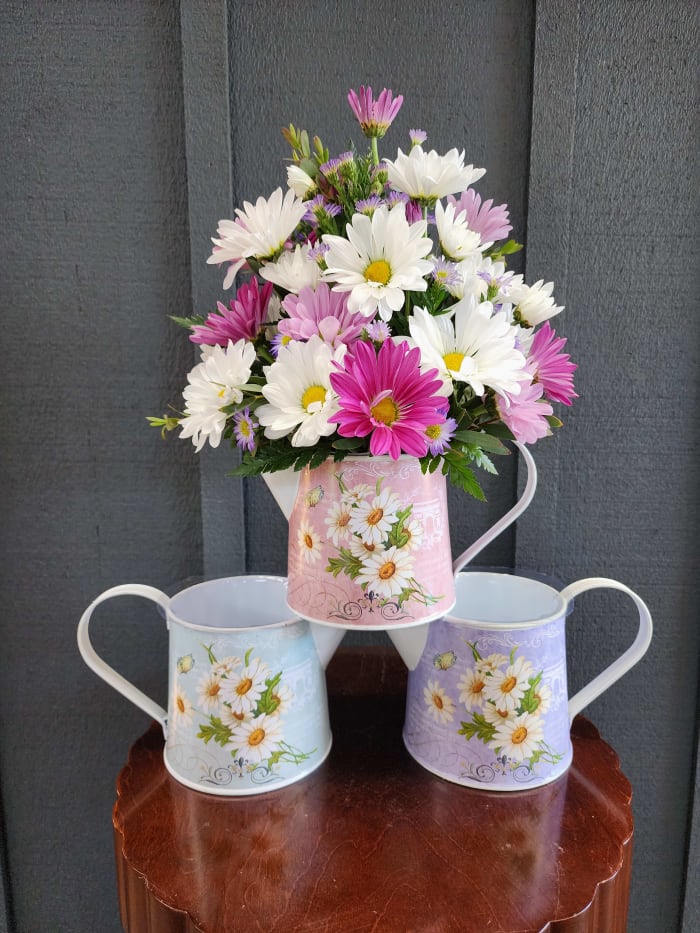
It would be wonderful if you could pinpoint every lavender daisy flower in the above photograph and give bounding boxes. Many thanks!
[308,242,330,264]
[425,417,457,455]
[355,195,384,216]
[431,257,462,289]
[366,320,392,343]
[347,86,403,138]
[409,129,427,147]
[233,407,259,452]
[304,194,342,224]
[319,157,341,182]
[270,332,293,358]
[385,190,410,209]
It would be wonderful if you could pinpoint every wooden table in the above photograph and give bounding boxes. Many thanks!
[113,648,633,932]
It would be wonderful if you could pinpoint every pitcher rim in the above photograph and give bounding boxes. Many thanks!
[447,571,567,630]
[168,575,303,633]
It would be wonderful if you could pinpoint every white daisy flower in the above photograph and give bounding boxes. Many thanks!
[476,653,509,676]
[220,704,248,728]
[348,487,401,546]
[340,483,372,506]
[297,520,322,563]
[179,339,256,452]
[325,501,353,547]
[221,658,270,716]
[230,714,284,765]
[170,684,194,729]
[490,712,545,763]
[443,254,485,301]
[397,517,423,551]
[267,683,293,717]
[531,681,553,716]
[434,200,488,262]
[482,656,534,712]
[322,204,433,320]
[424,680,456,724]
[356,545,414,598]
[207,188,307,288]
[257,335,346,447]
[408,301,528,397]
[383,146,486,200]
[457,668,487,711]
[259,243,321,294]
[482,703,515,726]
[197,672,223,712]
[286,164,316,198]
[348,536,381,560]
[504,279,564,327]
[212,655,242,677]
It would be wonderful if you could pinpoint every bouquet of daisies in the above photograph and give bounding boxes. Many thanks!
[150,86,577,499]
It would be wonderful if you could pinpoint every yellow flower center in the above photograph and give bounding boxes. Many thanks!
[364,259,392,285]
[471,680,485,695]
[304,533,314,549]
[176,696,185,713]
[301,384,327,411]
[500,676,517,695]
[248,728,266,747]
[433,692,444,710]
[378,560,396,580]
[337,513,350,527]
[370,395,399,425]
[239,418,251,438]
[443,351,465,372]
[425,424,442,440]
[236,677,253,696]
[207,682,221,698]
[367,508,384,526]
[511,726,528,745]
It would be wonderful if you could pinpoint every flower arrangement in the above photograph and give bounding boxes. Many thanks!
[150,86,577,499]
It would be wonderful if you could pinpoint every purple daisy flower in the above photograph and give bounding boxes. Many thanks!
[431,256,462,289]
[304,195,342,224]
[347,86,404,138]
[355,195,384,216]
[425,416,457,455]
[496,381,553,445]
[270,332,293,358]
[366,320,392,343]
[278,283,366,349]
[385,190,410,209]
[329,339,446,459]
[526,322,578,406]
[233,407,258,452]
[448,189,512,243]
[190,278,273,346]
[409,129,427,147]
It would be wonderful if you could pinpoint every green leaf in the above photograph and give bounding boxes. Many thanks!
[481,422,516,440]
[458,713,497,743]
[331,436,366,450]
[326,549,365,580]
[169,314,207,328]
[442,451,486,501]
[546,415,564,429]
[197,716,233,748]
[452,430,509,455]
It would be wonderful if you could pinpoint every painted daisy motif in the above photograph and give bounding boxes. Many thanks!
[490,712,545,763]
[325,500,353,547]
[197,672,224,712]
[171,684,194,729]
[211,655,241,677]
[348,536,381,561]
[424,679,456,724]
[482,703,515,726]
[267,683,294,717]
[355,545,415,598]
[476,653,509,675]
[348,487,401,546]
[482,656,534,712]
[230,714,284,765]
[298,520,322,563]
[221,658,270,716]
[531,682,553,716]
[322,204,433,320]
[458,668,488,711]
[340,482,372,507]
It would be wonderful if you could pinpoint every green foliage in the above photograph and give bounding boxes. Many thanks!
[169,314,207,329]
[458,714,496,743]
[197,716,233,748]
[326,549,365,580]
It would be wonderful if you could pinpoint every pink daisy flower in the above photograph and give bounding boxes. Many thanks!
[448,189,512,243]
[278,283,367,349]
[347,86,403,138]
[329,339,446,459]
[526,322,578,406]
[190,278,273,346]
[496,381,554,445]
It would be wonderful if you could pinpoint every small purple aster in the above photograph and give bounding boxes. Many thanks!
[385,190,409,209]
[409,129,427,147]
[304,194,342,224]
[355,195,384,216]
[233,407,258,452]
[319,157,341,181]
[366,320,392,343]
[347,86,403,139]
[308,242,330,263]
[425,417,457,455]
[270,332,294,358]
[431,257,462,289]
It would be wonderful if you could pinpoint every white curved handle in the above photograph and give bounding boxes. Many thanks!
[77,584,171,730]
[561,577,653,721]
[452,441,537,575]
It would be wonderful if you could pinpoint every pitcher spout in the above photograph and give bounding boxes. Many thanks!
[309,623,346,669]
[387,625,430,671]
[261,467,300,521]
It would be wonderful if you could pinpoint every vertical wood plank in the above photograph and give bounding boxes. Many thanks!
[180,0,246,576]
[521,2,700,930]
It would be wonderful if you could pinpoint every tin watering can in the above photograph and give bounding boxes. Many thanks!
[263,443,537,630]
[392,570,653,790]
[77,576,345,795]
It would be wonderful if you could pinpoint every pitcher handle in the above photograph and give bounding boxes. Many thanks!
[77,584,170,731]
[452,442,537,576]
[561,577,653,721]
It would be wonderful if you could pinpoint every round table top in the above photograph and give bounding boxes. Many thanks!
[113,647,633,933]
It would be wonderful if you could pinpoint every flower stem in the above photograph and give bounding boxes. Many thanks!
[371,137,379,166]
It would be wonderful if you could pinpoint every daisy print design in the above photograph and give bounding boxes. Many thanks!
[424,679,456,724]
[456,642,563,775]
[190,646,315,783]
[298,520,323,563]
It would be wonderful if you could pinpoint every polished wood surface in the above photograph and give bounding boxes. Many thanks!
[113,648,633,932]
